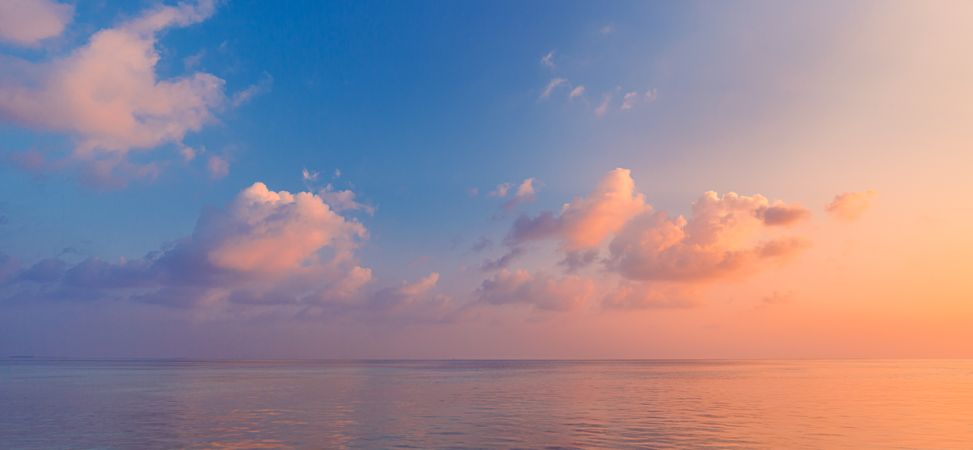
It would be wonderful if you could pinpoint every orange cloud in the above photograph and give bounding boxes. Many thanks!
[607,191,809,282]
[509,168,648,250]
[826,190,877,221]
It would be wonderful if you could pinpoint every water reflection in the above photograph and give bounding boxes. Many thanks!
[1,360,971,448]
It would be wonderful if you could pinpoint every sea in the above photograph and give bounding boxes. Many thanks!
[1,359,971,449]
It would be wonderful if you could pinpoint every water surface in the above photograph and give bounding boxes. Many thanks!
[1,359,971,449]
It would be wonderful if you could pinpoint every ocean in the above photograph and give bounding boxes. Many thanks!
[1,359,971,449]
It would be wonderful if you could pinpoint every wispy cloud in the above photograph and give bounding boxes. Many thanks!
[539,78,567,99]
[826,190,876,221]
[540,50,556,69]
[569,85,586,99]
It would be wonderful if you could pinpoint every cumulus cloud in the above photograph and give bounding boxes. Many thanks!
[606,191,809,281]
[539,78,567,99]
[756,203,811,226]
[0,182,378,314]
[477,269,595,311]
[0,1,222,156]
[826,190,876,221]
[485,168,811,310]
[0,0,73,46]
[508,168,648,250]
[205,182,367,274]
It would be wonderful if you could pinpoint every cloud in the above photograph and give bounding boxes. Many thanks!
[621,91,640,110]
[477,269,595,311]
[600,24,615,35]
[0,0,73,46]
[489,182,511,198]
[207,155,230,179]
[204,182,367,274]
[606,191,809,282]
[540,50,555,69]
[480,246,526,272]
[471,236,493,252]
[0,182,376,313]
[318,184,375,214]
[508,168,648,250]
[644,88,658,103]
[302,168,319,183]
[492,168,811,309]
[0,0,224,179]
[569,85,586,99]
[558,249,599,272]
[594,93,612,117]
[826,190,876,221]
[502,178,538,211]
[756,203,811,226]
[231,73,273,107]
[539,78,567,99]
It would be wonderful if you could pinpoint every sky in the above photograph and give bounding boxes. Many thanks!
[0,0,971,359]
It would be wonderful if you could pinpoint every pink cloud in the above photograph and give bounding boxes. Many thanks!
[0,1,264,184]
[508,168,648,250]
[206,182,367,274]
[607,191,809,281]
[206,155,230,179]
[0,181,377,312]
[826,190,877,221]
[0,0,73,46]
[502,178,538,211]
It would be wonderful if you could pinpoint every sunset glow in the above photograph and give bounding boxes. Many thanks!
[0,0,971,360]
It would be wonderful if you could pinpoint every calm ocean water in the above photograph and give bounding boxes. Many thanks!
[1,359,971,449]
